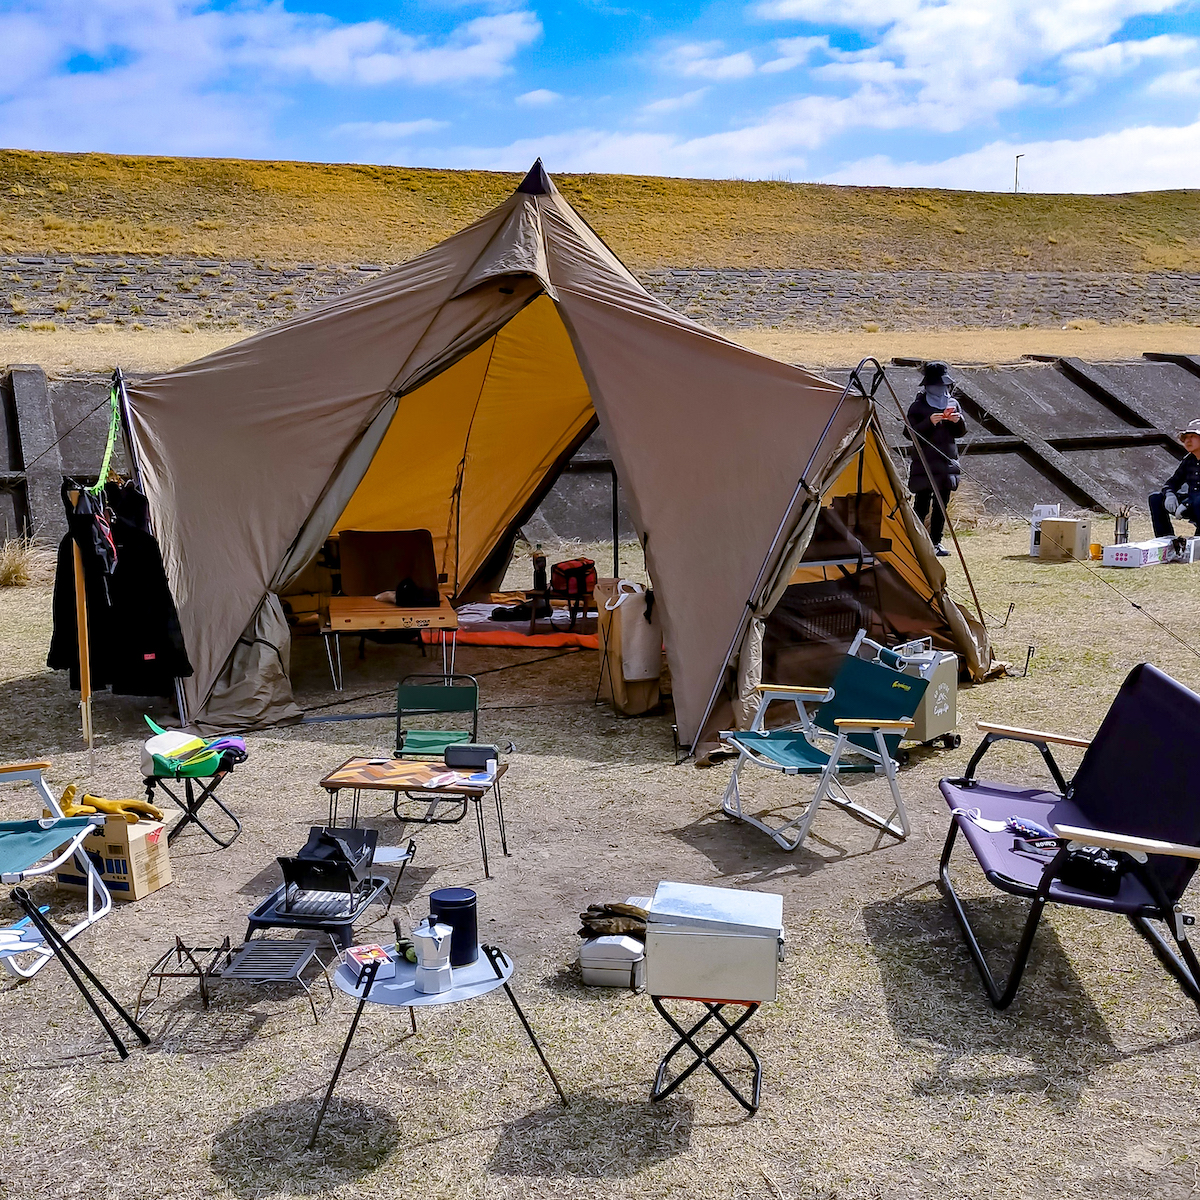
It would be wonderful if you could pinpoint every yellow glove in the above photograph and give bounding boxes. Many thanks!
[57,784,98,818]
[79,794,165,824]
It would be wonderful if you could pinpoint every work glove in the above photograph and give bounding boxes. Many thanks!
[58,786,164,824]
[577,902,649,940]
[1165,492,1180,514]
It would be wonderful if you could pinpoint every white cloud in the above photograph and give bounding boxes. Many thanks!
[824,117,1200,192]
[257,11,542,86]
[664,41,758,80]
[749,0,1195,135]
[1147,66,1200,95]
[516,88,562,106]
[641,88,709,114]
[0,0,540,155]
[336,119,449,139]
[1063,33,1197,74]
[755,0,919,23]
[761,36,831,73]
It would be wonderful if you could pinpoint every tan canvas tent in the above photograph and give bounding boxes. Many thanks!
[124,161,989,747]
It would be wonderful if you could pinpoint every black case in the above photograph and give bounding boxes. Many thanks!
[444,743,499,769]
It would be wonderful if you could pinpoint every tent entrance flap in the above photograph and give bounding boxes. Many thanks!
[333,295,595,596]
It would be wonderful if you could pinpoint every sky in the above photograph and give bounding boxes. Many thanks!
[1,0,1199,191]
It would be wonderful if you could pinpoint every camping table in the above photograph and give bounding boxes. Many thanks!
[320,757,510,878]
[309,943,566,1147]
[321,596,458,690]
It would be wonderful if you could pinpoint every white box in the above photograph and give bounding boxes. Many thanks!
[644,881,784,1003]
[1030,504,1060,557]
[580,935,645,989]
[1102,538,1175,568]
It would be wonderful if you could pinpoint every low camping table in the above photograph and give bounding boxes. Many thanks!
[309,943,566,1146]
[649,996,763,1114]
[321,596,458,690]
[320,757,510,878]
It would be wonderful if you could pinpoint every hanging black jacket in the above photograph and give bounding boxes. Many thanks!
[48,481,192,697]
[906,392,965,493]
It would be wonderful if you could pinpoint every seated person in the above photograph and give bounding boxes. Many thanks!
[1150,420,1200,537]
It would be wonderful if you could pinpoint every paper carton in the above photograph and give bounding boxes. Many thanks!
[55,816,172,901]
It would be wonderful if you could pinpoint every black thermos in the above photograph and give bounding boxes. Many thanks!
[428,887,479,966]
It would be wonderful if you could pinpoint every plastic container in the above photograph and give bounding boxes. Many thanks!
[428,887,479,966]
[1090,543,1103,560]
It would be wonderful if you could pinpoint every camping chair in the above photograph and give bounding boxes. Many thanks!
[721,654,928,851]
[245,826,401,949]
[393,673,481,823]
[939,662,1200,1012]
[141,719,248,848]
[0,762,113,979]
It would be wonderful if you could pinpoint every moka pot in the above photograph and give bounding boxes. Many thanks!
[411,915,454,994]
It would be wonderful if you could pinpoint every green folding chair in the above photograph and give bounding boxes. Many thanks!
[394,673,479,758]
[721,654,927,851]
[393,674,481,823]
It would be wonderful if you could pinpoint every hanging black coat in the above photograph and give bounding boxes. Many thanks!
[905,393,965,493]
[48,481,192,697]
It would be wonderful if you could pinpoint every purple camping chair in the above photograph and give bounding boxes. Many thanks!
[938,663,1200,1010]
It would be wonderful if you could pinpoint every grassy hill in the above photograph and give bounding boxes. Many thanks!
[0,148,1196,272]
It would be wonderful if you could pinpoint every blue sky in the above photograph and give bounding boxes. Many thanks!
[2,0,1199,190]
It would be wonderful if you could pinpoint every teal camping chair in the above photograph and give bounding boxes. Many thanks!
[721,653,927,851]
[394,674,479,758]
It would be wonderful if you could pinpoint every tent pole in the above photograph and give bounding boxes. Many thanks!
[69,503,94,772]
[611,465,619,579]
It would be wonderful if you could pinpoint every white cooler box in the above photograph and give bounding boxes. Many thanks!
[644,881,784,1003]
[580,935,645,989]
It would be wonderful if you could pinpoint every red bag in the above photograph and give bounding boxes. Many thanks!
[550,557,597,596]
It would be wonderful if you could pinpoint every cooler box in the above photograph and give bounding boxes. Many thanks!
[580,935,645,989]
[903,650,959,743]
[645,881,784,1003]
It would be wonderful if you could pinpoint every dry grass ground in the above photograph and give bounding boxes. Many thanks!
[5,323,1197,377]
[1,149,1198,271]
[3,520,1200,1199]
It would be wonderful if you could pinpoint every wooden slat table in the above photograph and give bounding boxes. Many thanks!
[320,596,458,689]
[320,757,510,877]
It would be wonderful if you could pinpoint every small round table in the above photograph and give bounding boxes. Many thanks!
[309,944,566,1146]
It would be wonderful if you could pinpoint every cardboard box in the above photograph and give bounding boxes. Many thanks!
[1039,517,1092,562]
[55,816,172,901]
[1102,538,1175,568]
[1030,504,1060,556]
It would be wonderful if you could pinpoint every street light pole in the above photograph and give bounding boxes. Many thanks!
[1014,153,1024,194]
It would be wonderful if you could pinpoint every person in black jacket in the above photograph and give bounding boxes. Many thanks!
[905,361,965,556]
[1149,420,1200,537]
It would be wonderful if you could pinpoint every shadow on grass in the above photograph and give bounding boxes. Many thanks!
[487,1094,693,1177]
[670,783,908,884]
[864,889,1125,1104]
[211,1096,399,1196]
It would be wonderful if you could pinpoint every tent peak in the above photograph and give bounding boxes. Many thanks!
[517,159,553,195]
